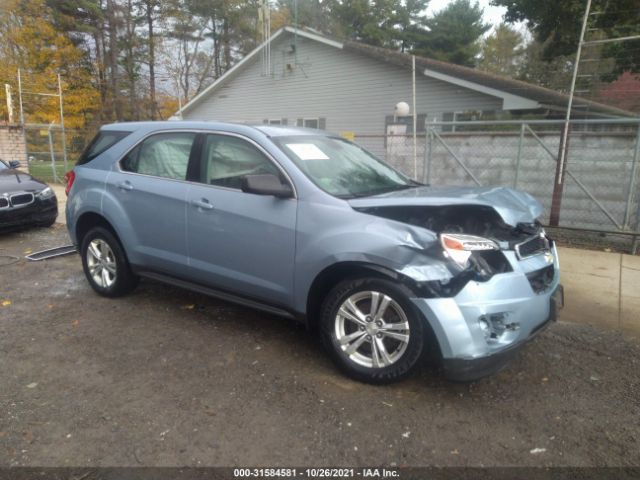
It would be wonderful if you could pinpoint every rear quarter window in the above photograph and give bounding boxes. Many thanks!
[76,130,131,166]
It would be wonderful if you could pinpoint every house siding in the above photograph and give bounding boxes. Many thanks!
[183,33,503,146]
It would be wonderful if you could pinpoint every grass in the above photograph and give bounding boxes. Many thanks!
[26,162,68,184]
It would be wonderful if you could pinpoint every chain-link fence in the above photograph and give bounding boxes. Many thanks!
[356,119,640,244]
[15,119,640,249]
[23,125,92,183]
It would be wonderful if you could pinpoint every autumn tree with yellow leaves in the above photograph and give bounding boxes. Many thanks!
[0,0,100,129]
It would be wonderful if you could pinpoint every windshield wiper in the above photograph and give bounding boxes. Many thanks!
[349,184,417,198]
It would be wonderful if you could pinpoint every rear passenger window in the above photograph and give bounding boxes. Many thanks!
[121,132,196,181]
[199,134,280,189]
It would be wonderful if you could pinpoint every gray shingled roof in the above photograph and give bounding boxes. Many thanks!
[343,41,635,118]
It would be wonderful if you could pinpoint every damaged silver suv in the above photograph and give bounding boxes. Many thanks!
[65,122,563,384]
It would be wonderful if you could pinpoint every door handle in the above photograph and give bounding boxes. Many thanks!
[117,181,133,191]
[191,198,214,211]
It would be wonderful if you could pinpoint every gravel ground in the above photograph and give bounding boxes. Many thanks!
[0,225,639,467]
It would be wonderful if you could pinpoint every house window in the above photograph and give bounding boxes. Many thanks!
[263,118,288,125]
[304,118,318,129]
[296,118,326,130]
[441,110,496,132]
[441,112,457,132]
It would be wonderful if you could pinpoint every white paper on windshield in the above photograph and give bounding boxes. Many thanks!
[286,143,329,160]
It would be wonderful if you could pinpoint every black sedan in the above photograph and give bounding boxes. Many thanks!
[0,159,58,230]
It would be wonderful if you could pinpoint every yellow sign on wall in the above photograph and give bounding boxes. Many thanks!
[340,131,355,141]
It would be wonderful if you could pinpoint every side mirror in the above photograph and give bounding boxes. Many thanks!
[8,160,20,169]
[241,174,293,198]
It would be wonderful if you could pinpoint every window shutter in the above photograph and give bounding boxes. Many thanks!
[319,118,326,130]
[296,118,303,127]
[417,114,426,133]
[442,112,454,132]
[281,118,288,125]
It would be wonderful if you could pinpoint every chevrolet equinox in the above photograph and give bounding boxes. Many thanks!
[65,122,563,384]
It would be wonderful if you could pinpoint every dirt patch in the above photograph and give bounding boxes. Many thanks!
[0,225,639,467]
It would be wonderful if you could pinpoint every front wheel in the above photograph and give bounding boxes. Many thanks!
[320,277,427,384]
[80,226,138,297]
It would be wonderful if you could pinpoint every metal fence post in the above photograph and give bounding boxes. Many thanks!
[623,123,640,230]
[424,128,433,185]
[550,124,571,226]
[47,124,58,183]
[514,122,525,188]
[57,74,68,174]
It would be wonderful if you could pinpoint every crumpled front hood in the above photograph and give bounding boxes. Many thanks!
[348,186,543,227]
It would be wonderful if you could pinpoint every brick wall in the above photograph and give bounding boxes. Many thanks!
[0,124,27,165]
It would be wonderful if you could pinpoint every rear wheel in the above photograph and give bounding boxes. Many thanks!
[80,226,138,297]
[320,276,426,384]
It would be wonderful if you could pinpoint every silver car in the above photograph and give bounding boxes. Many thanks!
[65,121,563,384]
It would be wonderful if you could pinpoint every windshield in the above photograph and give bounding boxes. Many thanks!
[0,160,7,171]
[274,136,415,198]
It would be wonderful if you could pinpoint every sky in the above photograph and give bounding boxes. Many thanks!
[427,0,507,26]
[426,0,530,37]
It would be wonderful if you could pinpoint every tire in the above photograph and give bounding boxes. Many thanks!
[319,276,427,384]
[80,226,138,297]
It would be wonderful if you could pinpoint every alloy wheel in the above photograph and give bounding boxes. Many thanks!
[86,239,117,288]
[334,290,410,368]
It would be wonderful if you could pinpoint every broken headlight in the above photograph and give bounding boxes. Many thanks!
[440,233,498,269]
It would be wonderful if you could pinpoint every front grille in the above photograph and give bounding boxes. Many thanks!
[10,193,34,207]
[526,265,555,294]
[0,197,8,209]
[515,235,549,259]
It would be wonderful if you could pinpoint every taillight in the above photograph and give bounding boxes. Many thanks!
[64,170,76,196]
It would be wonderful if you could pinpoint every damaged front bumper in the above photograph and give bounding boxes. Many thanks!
[411,242,563,382]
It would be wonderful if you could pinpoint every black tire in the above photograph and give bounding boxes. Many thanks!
[80,226,138,297]
[319,276,427,384]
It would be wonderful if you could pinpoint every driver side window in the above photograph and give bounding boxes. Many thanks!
[199,134,280,189]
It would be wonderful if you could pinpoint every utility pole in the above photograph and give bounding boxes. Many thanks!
[17,68,24,125]
[558,0,592,186]
[412,55,417,180]
[550,0,591,226]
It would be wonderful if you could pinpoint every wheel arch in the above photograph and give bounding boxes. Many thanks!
[75,212,135,270]
[305,261,402,329]
[305,261,443,362]
[75,211,120,247]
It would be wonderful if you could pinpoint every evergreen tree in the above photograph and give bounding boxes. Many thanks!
[478,23,526,77]
[411,0,489,66]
